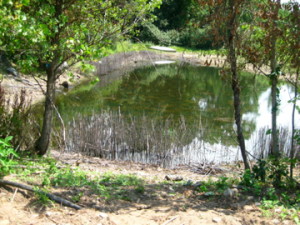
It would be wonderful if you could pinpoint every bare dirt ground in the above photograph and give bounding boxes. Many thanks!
[0,151,290,225]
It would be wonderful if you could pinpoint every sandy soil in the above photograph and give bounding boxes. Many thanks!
[1,150,293,225]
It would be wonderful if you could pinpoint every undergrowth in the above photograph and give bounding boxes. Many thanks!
[2,147,299,223]
[16,157,145,203]
[240,158,300,224]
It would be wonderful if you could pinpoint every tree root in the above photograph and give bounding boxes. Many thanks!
[0,179,82,210]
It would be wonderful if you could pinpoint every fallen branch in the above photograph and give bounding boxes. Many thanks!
[0,179,82,210]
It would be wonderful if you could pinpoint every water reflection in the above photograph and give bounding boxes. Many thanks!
[56,64,299,167]
[97,64,267,146]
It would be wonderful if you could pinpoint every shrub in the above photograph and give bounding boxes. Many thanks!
[0,136,18,178]
[138,23,173,46]
[240,158,299,200]
[179,27,215,49]
[138,23,219,49]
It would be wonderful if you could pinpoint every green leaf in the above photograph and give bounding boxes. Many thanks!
[266,129,272,135]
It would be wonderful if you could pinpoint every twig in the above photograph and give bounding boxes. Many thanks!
[45,214,59,225]
[11,188,18,202]
[162,216,178,225]
[0,179,82,210]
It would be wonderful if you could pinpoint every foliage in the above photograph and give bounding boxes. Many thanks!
[260,199,300,224]
[16,157,145,202]
[136,0,218,49]
[138,22,177,46]
[195,176,237,196]
[240,158,300,203]
[0,0,162,72]
[46,167,90,187]
[240,157,300,223]
[0,136,18,178]
[138,23,215,49]
[178,27,215,49]
[33,187,54,207]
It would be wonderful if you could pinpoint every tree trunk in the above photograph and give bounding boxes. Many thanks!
[269,1,280,158]
[35,66,56,156]
[227,0,250,170]
[270,71,279,158]
[290,70,299,178]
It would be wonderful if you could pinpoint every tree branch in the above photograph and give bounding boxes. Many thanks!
[0,179,82,210]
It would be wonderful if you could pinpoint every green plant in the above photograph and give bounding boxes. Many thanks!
[0,136,18,178]
[33,187,54,207]
[71,192,84,203]
[99,173,144,187]
[215,176,230,191]
[139,22,174,46]
[50,167,90,187]
[93,173,144,201]
[260,199,300,224]
[135,185,145,194]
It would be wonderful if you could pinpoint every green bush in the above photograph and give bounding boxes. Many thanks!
[0,136,18,178]
[240,158,299,203]
[179,27,215,49]
[138,23,173,46]
[138,23,217,49]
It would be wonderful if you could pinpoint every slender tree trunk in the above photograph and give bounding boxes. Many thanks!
[35,66,56,156]
[270,67,279,157]
[227,0,250,170]
[290,70,299,178]
[269,1,280,158]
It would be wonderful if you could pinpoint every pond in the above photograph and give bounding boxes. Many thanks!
[56,63,299,168]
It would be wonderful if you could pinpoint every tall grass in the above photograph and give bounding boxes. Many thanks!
[0,84,39,152]
[63,110,298,168]
[65,111,205,168]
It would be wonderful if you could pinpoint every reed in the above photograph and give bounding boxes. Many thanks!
[65,111,204,167]
[63,111,298,168]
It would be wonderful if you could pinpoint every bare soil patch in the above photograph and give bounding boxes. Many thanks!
[0,151,294,225]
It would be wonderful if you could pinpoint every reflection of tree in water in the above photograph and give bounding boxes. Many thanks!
[56,64,269,147]
[103,64,268,146]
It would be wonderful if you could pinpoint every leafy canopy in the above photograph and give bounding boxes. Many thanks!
[0,0,162,74]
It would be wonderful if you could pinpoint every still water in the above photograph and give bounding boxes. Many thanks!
[57,63,299,167]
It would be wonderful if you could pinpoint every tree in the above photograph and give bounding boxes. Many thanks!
[0,0,161,155]
[241,0,296,159]
[197,0,250,169]
[280,1,300,178]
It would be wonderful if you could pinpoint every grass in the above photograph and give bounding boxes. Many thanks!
[15,157,145,203]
